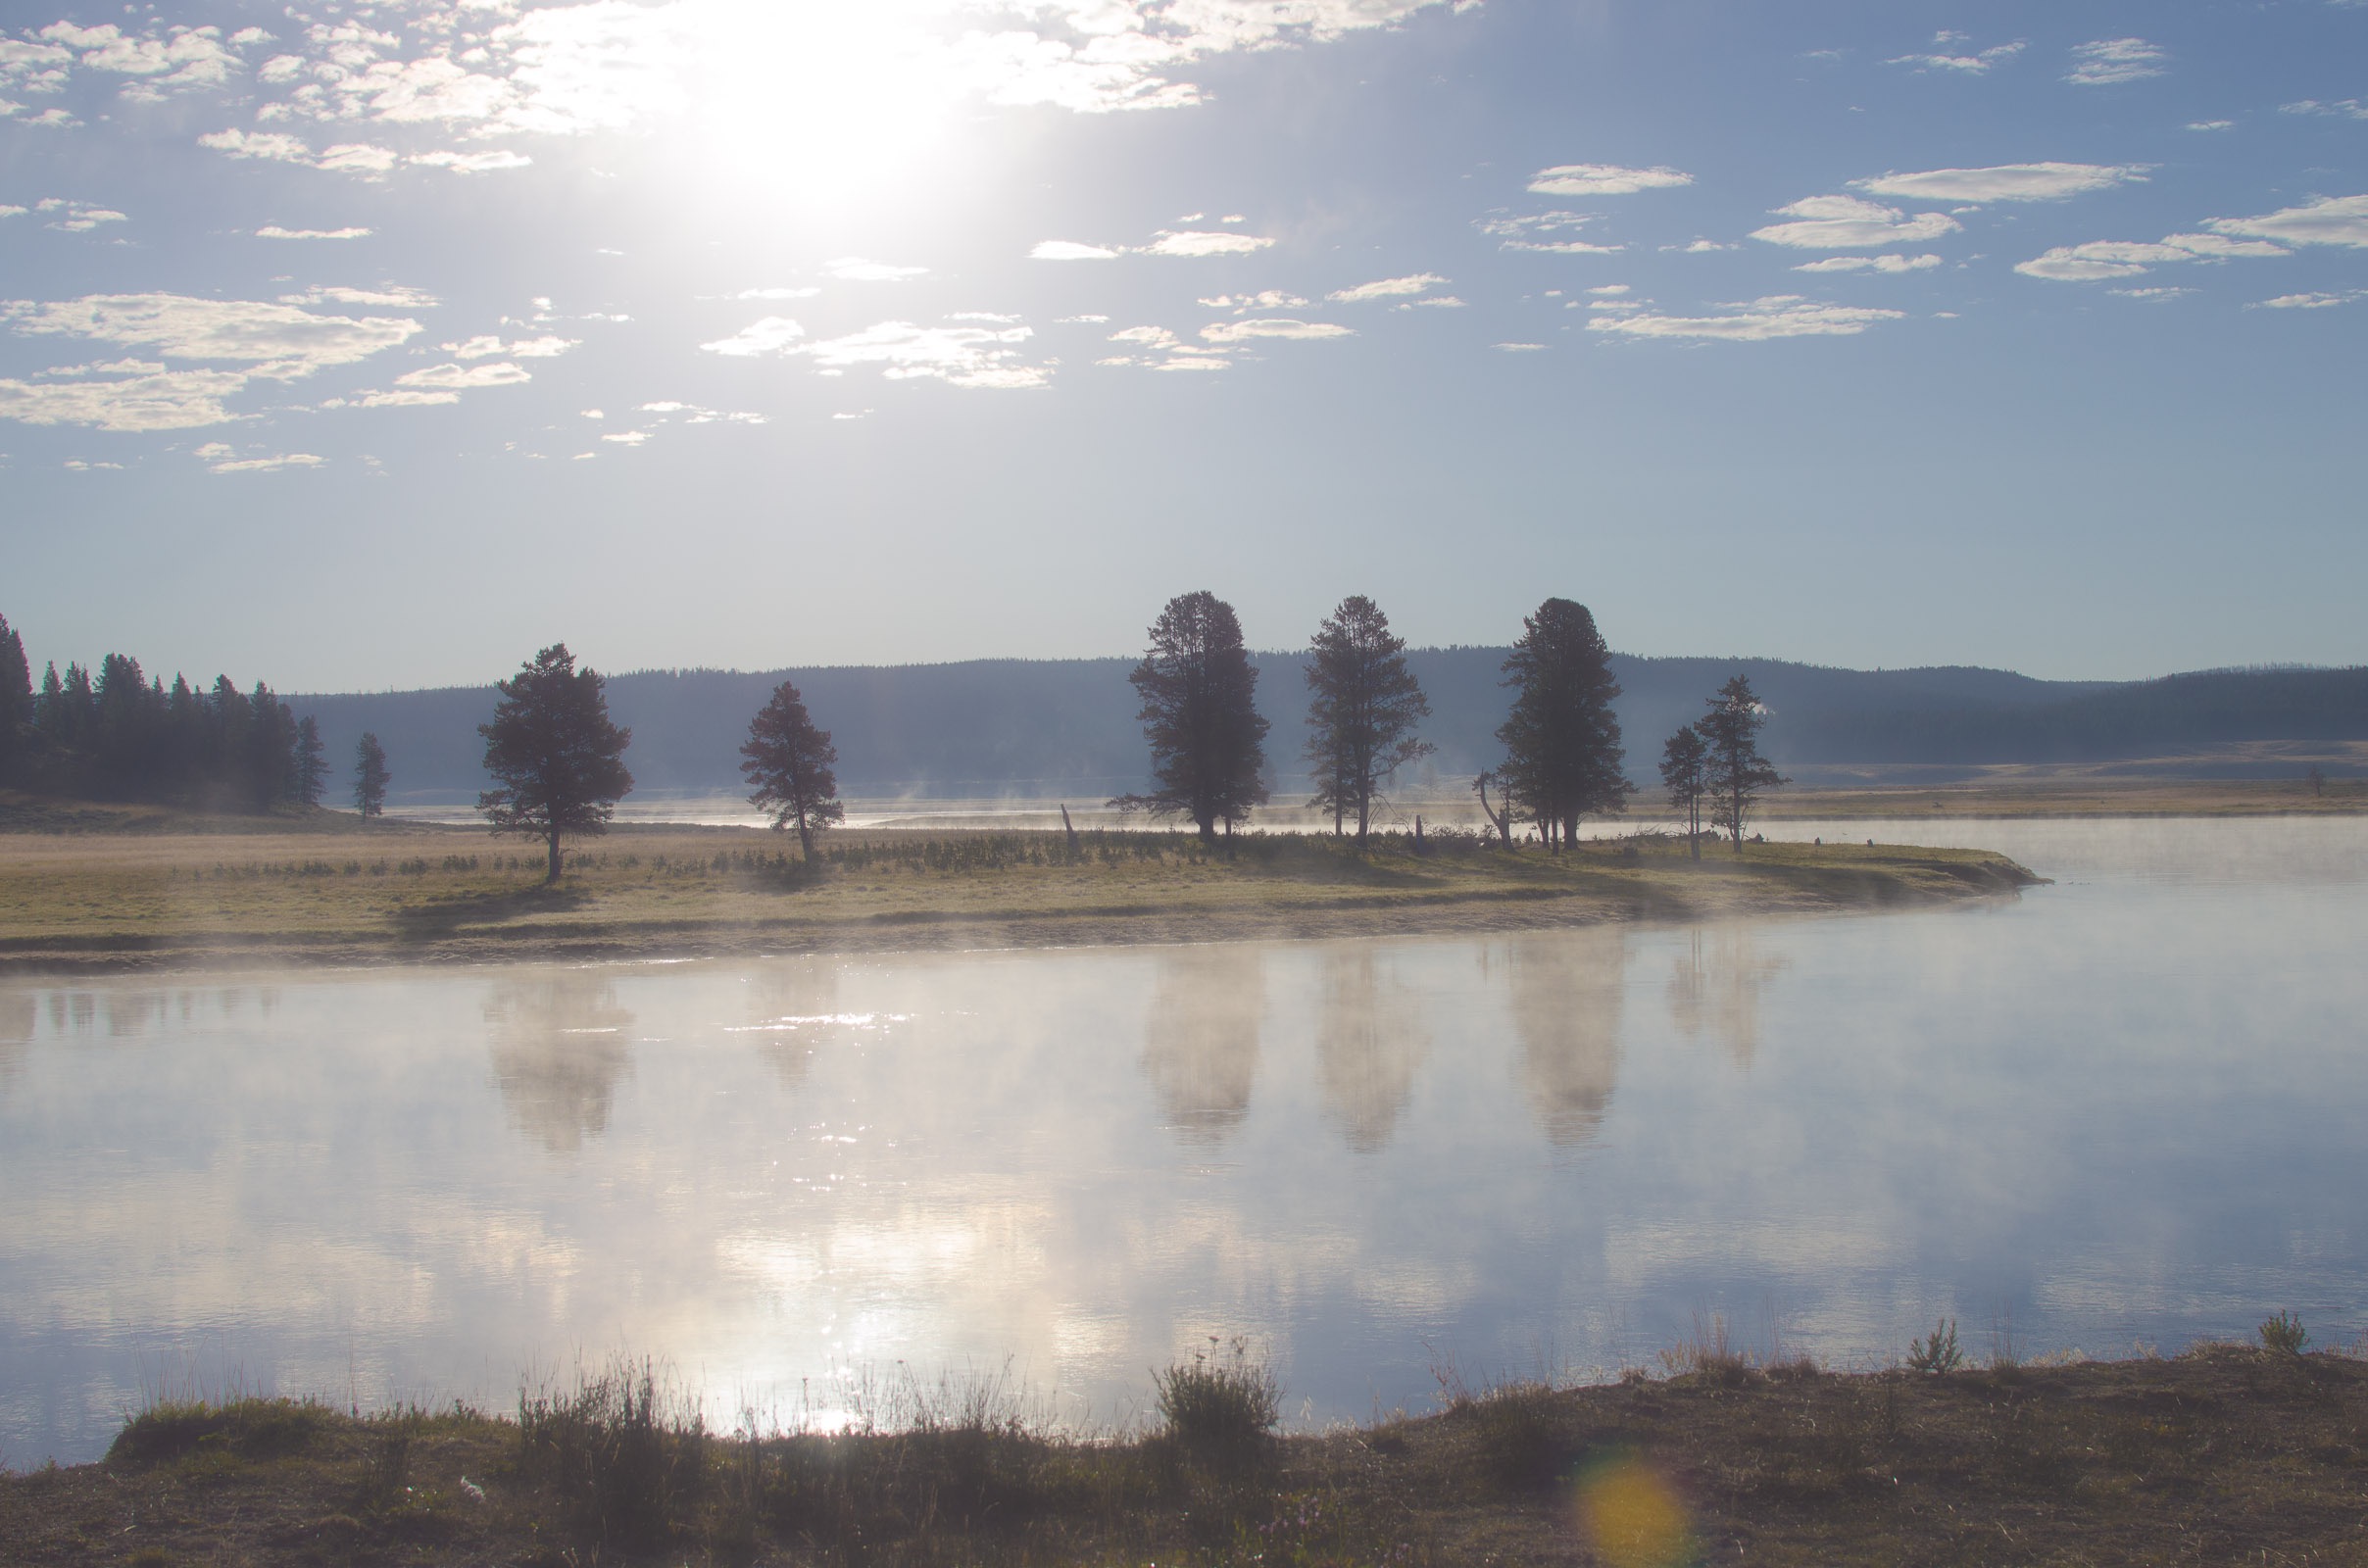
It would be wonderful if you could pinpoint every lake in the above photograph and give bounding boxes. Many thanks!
[4,815,2364,1467]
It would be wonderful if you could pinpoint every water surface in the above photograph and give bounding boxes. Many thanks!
[4,816,2363,1466]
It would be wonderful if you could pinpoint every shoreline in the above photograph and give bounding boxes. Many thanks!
[0,829,2038,977]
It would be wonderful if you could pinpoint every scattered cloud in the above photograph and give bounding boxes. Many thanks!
[257,225,373,240]
[1198,318,1354,344]
[34,198,127,233]
[1588,295,1905,341]
[636,400,765,424]
[719,318,1052,389]
[826,257,928,281]
[701,317,807,357]
[280,285,439,308]
[1492,342,1546,352]
[2250,289,2368,310]
[441,334,576,359]
[735,286,820,300]
[5,293,420,375]
[2284,99,2368,121]
[1141,229,1274,258]
[408,149,532,173]
[1794,253,1943,273]
[2188,120,2234,131]
[0,361,250,431]
[2014,231,2289,282]
[1526,163,1693,196]
[1397,295,1465,309]
[1031,240,1122,261]
[2066,38,2165,85]
[1480,212,1622,254]
[1679,239,1735,254]
[1887,38,2025,74]
[1199,290,1308,313]
[393,361,533,390]
[1853,163,2149,204]
[1327,272,1448,303]
[206,450,326,473]
[1751,196,1961,249]
[1055,314,1110,323]
[2206,193,2368,249]
[602,429,648,445]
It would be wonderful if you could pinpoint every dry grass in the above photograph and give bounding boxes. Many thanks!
[0,808,2037,974]
[12,1344,2368,1566]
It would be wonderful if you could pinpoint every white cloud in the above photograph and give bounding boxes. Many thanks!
[2012,231,2289,282]
[1680,238,1735,253]
[1480,212,1621,254]
[1031,239,1122,261]
[1587,285,1631,296]
[1492,342,1546,352]
[393,361,533,390]
[315,143,403,174]
[2066,38,2165,85]
[1751,195,1962,249]
[1327,272,1448,303]
[700,316,806,357]
[1398,295,1465,309]
[1055,314,1110,323]
[1109,325,1180,349]
[408,149,532,172]
[208,451,326,474]
[637,400,765,424]
[602,429,648,445]
[826,257,928,281]
[1198,318,1353,344]
[199,128,317,163]
[1199,290,1308,313]
[1588,295,1905,342]
[351,388,459,408]
[281,285,440,308]
[1140,229,1274,257]
[2284,99,2368,121]
[5,293,420,375]
[2108,286,2193,301]
[2206,194,2368,249]
[783,319,1048,388]
[257,225,373,239]
[1526,163,1693,196]
[41,21,239,90]
[441,333,576,359]
[1887,40,2024,74]
[2251,289,2368,310]
[0,362,250,431]
[736,286,820,300]
[1794,253,1943,273]
[36,199,126,232]
[1852,163,2148,204]
[2188,120,2233,131]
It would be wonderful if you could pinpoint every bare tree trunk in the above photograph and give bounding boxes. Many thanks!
[546,822,561,884]
[1061,803,1078,857]
[798,813,814,859]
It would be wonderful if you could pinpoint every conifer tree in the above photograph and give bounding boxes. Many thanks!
[1303,595,1433,847]
[0,613,30,785]
[1495,598,1630,852]
[294,716,328,808]
[740,679,844,857]
[1696,674,1787,851]
[354,732,391,817]
[1112,590,1268,843]
[478,643,634,883]
[1658,726,1709,858]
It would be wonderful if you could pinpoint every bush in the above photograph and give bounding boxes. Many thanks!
[518,1360,707,1546]
[1154,1339,1279,1461]
[2260,1310,2309,1355]
[1907,1320,1964,1376]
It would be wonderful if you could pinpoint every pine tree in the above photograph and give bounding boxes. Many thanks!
[1658,726,1710,859]
[353,732,391,817]
[1696,674,1787,851]
[478,643,634,883]
[1495,599,1630,852]
[1112,591,1269,843]
[294,716,328,808]
[0,613,30,786]
[1303,595,1433,847]
[740,679,844,857]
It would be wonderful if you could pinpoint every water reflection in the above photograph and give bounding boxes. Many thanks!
[1506,929,1628,1147]
[484,972,637,1154]
[0,989,29,1089]
[1316,950,1430,1152]
[734,960,848,1093]
[1666,928,1790,1066]
[1140,945,1267,1147]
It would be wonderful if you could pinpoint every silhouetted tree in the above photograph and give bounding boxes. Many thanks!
[1304,595,1433,846]
[354,732,390,817]
[1697,674,1786,851]
[1496,599,1630,852]
[294,716,328,808]
[2306,763,2327,799]
[1475,768,1519,850]
[478,643,634,883]
[741,679,843,857]
[0,614,26,785]
[1113,590,1268,843]
[1659,726,1710,859]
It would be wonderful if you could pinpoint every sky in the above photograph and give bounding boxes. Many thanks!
[2,0,2364,692]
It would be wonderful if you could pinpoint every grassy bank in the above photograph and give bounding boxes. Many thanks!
[8,1336,2366,1566]
[0,815,2036,974]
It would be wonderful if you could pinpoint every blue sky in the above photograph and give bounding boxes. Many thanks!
[3,0,2363,690]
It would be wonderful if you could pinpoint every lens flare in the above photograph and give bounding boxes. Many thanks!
[1575,1453,1693,1568]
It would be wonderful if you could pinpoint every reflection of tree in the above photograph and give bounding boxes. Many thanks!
[739,958,844,1094]
[1141,945,1267,1148]
[484,972,636,1155]
[1666,927,1789,1067]
[0,988,31,1089]
[1316,950,1430,1153]
[1506,929,1628,1148]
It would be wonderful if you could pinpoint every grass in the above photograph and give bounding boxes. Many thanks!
[16,1337,2368,1566]
[0,811,2038,973]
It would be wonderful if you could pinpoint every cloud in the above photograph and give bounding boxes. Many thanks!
[1526,163,1693,196]
[1398,295,1465,309]
[5,293,420,375]
[700,317,806,357]
[2206,194,2368,249]
[1055,314,1110,323]
[2013,231,2289,282]
[1492,342,1546,352]
[408,149,532,172]
[393,361,533,389]
[1480,212,1622,254]
[257,225,373,239]
[0,362,251,431]
[36,199,127,232]
[735,286,820,300]
[206,451,326,473]
[744,318,1050,388]
[441,333,576,359]
[2250,289,2368,310]
[1887,40,2024,74]
[280,285,439,307]
[1750,196,1962,249]
[1198,318,1353,344]
[1853,163,2149,204]
[1031,239,1122,261]
[826,257,928,281]
[2066,38,2165,85]
[2188,120,2233,131]
[200,128,520,176]
[2284,99,2368,121]
[1680,238,1735,253]
[1588,295,1905,342]
[199,128,318,163]
[1109,326,1181,349]
[1199,290,1308,313]
[40,21,239,91]
[602,429,648,445]
[1327,272,1448,303]
[350,388,459,408]
[636,400,765,424]
[1140,229,1274,257]
[1794,253,1943,273]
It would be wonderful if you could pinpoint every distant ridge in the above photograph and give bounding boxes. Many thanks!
[290,655,2366,805]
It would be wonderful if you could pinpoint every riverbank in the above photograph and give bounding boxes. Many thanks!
[0,819,2037,974]
[3,1342,2360,1566]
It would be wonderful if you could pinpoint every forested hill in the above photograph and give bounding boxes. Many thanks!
[291,656,2368,805]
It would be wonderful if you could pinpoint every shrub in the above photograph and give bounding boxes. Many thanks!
[2260,1310,2309,1356]
[1154,1338,1279,1461]
[518,1359,707,1546]
[1907,1320,1964,1376]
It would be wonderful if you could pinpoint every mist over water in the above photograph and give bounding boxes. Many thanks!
[3,817,2364,1467]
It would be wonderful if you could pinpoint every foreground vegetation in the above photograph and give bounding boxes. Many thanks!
[0,805,2035,973]
[8,1333,2368,1567]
